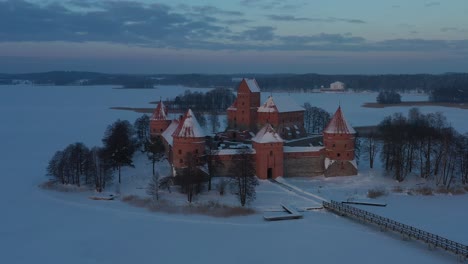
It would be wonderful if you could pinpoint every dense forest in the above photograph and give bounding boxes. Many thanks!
[2,71,468,93]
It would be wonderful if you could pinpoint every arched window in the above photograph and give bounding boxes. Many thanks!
[270,150,273,156]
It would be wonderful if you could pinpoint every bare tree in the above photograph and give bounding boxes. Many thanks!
[147,136,165,177]
[146,172,160,201]
[230,148,258,206]
[176,152,204,203]
[362,132,379,169]
[134,114,150,152]
[102,120,137,184]
[88,147,113,192]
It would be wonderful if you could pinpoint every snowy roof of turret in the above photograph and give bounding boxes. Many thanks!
[242,78,260,93]
[257,96,304,113]
[172,109,206,138]
[151,100,168,120]
[323,106,356,134]
[162,119,179,146]
[252,123,283,143]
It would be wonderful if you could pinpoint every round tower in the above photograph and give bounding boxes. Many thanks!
[172,109,206,169]
[150,100,171,138]
[323,106,357,177]
[323,106,356,161]
[252,124,284,179]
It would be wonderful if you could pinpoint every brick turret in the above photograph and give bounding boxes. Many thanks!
[252,124,284,179]
[172,109,206,169]
[227,78,261,131]
[322,106,357,176]
[150,100,171,138]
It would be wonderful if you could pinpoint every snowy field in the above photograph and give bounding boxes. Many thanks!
[1,84,468,264]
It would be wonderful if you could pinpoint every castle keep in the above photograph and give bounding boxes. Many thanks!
[150,78,357,179]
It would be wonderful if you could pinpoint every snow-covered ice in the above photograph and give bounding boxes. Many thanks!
[0,84,467,264]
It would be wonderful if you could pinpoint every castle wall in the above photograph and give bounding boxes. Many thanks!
[253,141,283,179]
[284,155,325,177]
[150,119,171,138]
[323,132,355,160]
[172,137,206,169]
[324,160,357,177]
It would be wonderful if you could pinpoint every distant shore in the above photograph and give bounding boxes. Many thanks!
[362,101,468,109]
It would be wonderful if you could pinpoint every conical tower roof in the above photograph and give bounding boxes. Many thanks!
[324,106,355,134]
[172,109,205,138]
[252,123,283,143]
[151,100,168,120]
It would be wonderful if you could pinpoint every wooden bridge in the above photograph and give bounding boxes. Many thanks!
[323,200,468,260]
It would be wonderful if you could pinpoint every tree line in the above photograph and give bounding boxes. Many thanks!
[4,71,468,94]
[430,85,468,103]
[376,91,402,104]
[172,87,236,112]
[46,116,165,193]
[361,108,468,188]
[303,103,331,134]
[46,114,259,207]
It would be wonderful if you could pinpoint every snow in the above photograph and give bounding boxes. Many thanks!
[283,146,324,152]
[244,78,260,92]
[150,100,168,120]
[1,84,467,264]
[218,148,256,155]
[173,109,205,138]
[161,119,179,146]
[257,95,304,113]
[252,124,283,143]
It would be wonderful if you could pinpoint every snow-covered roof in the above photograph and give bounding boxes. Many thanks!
[172,109,206,138]
[252,124,283,143]
[217,148,256,155]
[323,106,356,134]
[243,78,260,93]
[227,99,237,111]
[283,146,324,153]
[162,119,179,146]
[257,96,304,113]
[151,100,168,120]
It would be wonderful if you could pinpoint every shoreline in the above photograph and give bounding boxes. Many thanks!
[362,101,468,109]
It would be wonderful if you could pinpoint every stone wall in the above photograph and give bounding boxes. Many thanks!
[283,155,325,177]
[324,160,357,177]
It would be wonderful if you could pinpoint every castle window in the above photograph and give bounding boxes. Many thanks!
[195,149,199,154]
[180,159,183,164]
[270,151,273,156]
[178,149,182,155]
[345,144,347,148]
[332,144,335,148]
[337,153,341,157]
[160,129,163,132]
[347,153,349,157]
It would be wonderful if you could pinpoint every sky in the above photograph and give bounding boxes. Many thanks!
[0,0,467,74]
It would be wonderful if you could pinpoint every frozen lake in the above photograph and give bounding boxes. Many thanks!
[1,84,467,264]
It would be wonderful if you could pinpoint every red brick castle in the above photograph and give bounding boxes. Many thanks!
[150,78,357,179]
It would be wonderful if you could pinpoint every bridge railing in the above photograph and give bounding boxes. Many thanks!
[323,200,468,258]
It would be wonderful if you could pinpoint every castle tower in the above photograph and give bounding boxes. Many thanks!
[227,78,261,131]
[322,106,357,176]
[252,124,284,179]
[172,109,206,169]
[150,99,171,138]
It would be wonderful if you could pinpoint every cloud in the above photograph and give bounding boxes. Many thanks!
[425,2,440,7]
[240,0,307,10]
[0,0,467,55]
[266,15,365,24]
[232,26,276,41]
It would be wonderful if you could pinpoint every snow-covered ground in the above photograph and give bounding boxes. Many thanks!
[1,84,467,264]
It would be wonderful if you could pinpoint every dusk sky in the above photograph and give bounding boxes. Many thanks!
[0,0,467,74]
